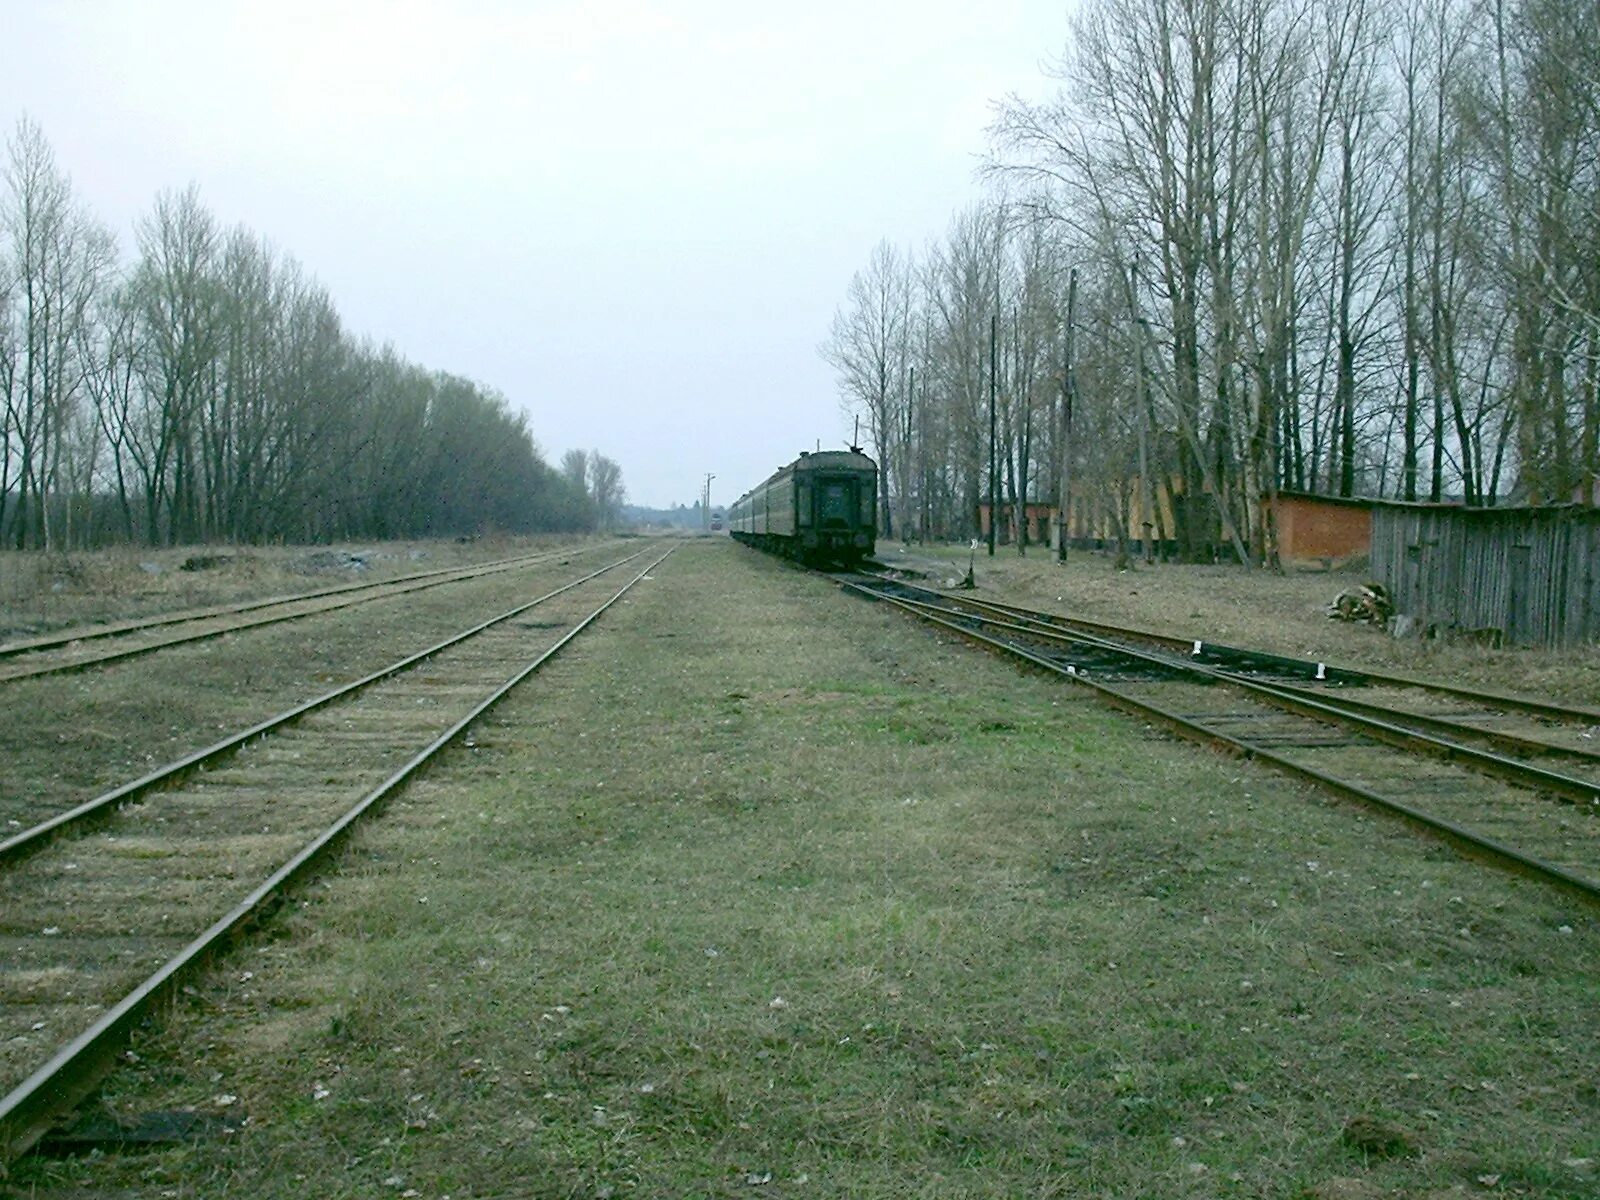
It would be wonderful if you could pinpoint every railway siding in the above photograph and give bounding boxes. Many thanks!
[0,542,639,834]
[849,576,1600,901]
[0,543,629,683]
[0,550,671,1157]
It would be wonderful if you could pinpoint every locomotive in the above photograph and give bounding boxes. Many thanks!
[728,448,877,565]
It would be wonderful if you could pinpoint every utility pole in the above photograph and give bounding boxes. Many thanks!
[1135,321,1153,564]
[1129,262,1154,567]
[1058,269,1077,564]
[988,313,998,557]
[906,366,916,542]
[1013,304,1024,558]
[919,369,930,544]
[703,473,715,531]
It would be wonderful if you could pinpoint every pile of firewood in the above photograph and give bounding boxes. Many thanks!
[1326,581,1394,625]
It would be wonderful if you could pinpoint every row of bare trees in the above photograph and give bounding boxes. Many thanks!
[559,449,627,531]
[1,118,614,550]
[823,0,1599,562]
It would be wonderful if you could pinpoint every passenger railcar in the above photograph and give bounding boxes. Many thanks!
[728,449,877,564]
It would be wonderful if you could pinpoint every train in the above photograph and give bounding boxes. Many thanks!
[728,448,877,565]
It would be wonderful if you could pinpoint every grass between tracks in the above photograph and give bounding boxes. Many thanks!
[0,534,597,640]
[11,542,1599,1198]
[0,540,639,831]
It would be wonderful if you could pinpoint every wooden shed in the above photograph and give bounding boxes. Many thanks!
[1370,502,1600,647]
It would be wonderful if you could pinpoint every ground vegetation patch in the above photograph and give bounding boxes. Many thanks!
[9,542,1598,1198]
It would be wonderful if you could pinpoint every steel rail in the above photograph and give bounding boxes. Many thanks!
[841,578,1600,907]
[0,543,621,685]
[881,581,1600,765]
[874,585,1600,807]
[893,578,1600,725]
[0,549,653,866]
[0,546,674,1164]
[890,586,1364,684]
[1234,677,1600,767]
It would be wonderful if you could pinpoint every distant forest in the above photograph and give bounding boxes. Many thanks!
[0,118,623,551]
[825,0,1598,563]
[623,503,706,530]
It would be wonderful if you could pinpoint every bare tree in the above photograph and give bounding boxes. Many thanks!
[588,451,625,530]
[0,121,607,549]
[829,0,1599,548]
[128,186,221,543]
[925,207,1004,538]
[821,239,913,535]
[2,115,115,548]
[561,447,590,494]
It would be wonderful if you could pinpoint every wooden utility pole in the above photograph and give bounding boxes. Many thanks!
[1012,304,1025,557]
[919,369,930,543]
[906,366,916,542]
[1129,265,1155,566]
[1136,334,1155,564]
[1057,269,1077,563]
[988,313,998,557]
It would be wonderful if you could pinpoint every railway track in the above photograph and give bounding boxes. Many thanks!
[842,573,1600,905]
[0,546,673,1162]
[0,541,623,684]
[910,585,1600,746]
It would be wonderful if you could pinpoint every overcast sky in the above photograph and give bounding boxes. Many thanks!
[3,1,1072,509]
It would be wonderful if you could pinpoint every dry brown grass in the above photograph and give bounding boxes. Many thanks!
[0,534,594,642]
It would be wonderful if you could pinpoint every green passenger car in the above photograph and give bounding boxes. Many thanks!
[727,449,877,565]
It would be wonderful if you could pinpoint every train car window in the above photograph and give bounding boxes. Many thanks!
[818,479,858,528]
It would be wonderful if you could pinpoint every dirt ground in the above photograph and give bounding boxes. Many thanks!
[874,542,1600,709]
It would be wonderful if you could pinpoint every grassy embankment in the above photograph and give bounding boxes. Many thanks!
[13,540,1597,1198]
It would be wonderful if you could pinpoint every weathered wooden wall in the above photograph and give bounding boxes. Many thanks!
[1371,504,1600,646]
